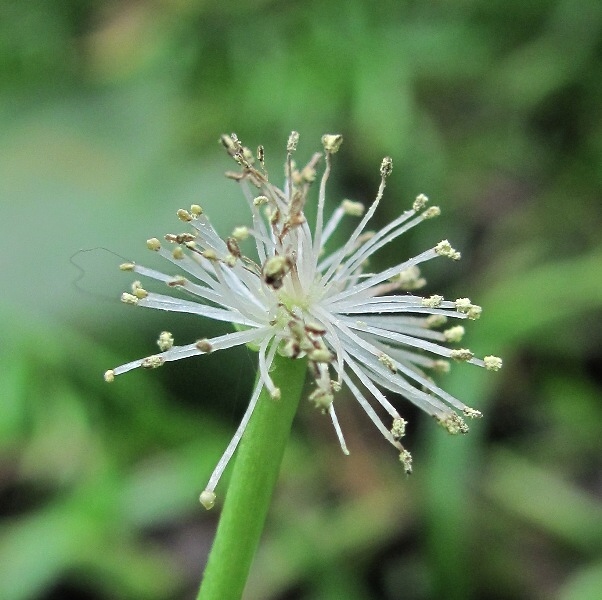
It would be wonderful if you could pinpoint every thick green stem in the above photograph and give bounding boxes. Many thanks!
[197,354,307,600]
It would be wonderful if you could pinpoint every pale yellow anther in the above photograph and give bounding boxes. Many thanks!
[435,239,461,260]
[172,247,184,260]
[177,208,193,222]
[342,199,365,217]
[331,380,342,392]
[432,360,451,374]
[395,266,426,290]
[463,407,483,419]
[380,156,393,177]
[425,315,447,328]
[440,413,469,435]
[253,195,269,206]
[309,388,333,411]
[287,131,300,153]
[422,294,444,308]
[231,226,249,241]
[146,238,161,251]
[413,194,429,212]
[190,204,203,216]
[443,325,465,343]
[201,249,217,261]
[466,305,482,320]
[199,490,216,510]
[271,388,282,401]
[455,298,482,320]
[133,287,148,299]
[378,353,397,373]
[301,165,316,182]
[141,355,165,369]
[157,331,174,351]
[104,370,115,383]
[195,339,213,353]
[308,348,332,363]
[262,255,291,289]
[484,356,503,371]
[455,297,472,311]
[167,277,186,287]
[391,417,407,440]
[321,134,343,153]
[224,254,237,267]
[450,348,474,362]
[119,262,135,271]
[399,449,413,474]
[305,322,326,335]
[121,292,139,305]
[422,206,441,219]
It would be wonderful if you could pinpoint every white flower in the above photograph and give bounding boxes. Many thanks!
[105,132,501,508]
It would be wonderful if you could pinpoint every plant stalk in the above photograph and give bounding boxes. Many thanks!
[197,353,307,600]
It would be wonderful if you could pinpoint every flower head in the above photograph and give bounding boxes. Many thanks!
[105,132,501,508]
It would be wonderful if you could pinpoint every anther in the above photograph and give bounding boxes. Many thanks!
[438,413,469,435]
[422,295,444,308]
[262,255,292,289]
[395,266,426,290]
[425,315,447,328]
[177,209,193,222]
[190,204,203,216]
[287,131,300,153]
[201,249,218,261]
[308,348,333,363]
[131,281,148,299]
[455,298,482,320]
[305,322,327,335]
[432,360,451,374]
[199,490,216,510]
[378,353,397,373]
[463,407,483,419]
[172,247,184,260]
[157,331,174,351]
[121,292,139,305]
[443,326,465,343]
[342,199,365,217]
[146,238,161,251]
[391,417,407,440]
[226,237,242,258]
[167,277,186,287]
[435,240,461,260]
[380,156,393,178]
[321,134,343,154]
[422,206,441,219]
[450,349,474,362]
[484,356,503,371]
[231,226,249,241]
[309,388,334,411]
[119,262,135,271]
[141,355,165,369]
[104,370,115,383]
[195,339,213,353]
[399,449,413,474]
[413,194,428,211]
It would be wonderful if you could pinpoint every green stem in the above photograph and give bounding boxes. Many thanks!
[197,353,307,600]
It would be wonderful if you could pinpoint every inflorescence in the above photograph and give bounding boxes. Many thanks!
[105,132,502,509]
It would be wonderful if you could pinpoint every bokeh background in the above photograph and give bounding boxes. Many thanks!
[1,1,601,599]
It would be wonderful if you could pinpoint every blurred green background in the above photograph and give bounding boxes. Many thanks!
[1,1,601,599]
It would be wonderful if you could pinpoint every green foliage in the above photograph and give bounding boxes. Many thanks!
[1,0,601,598]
